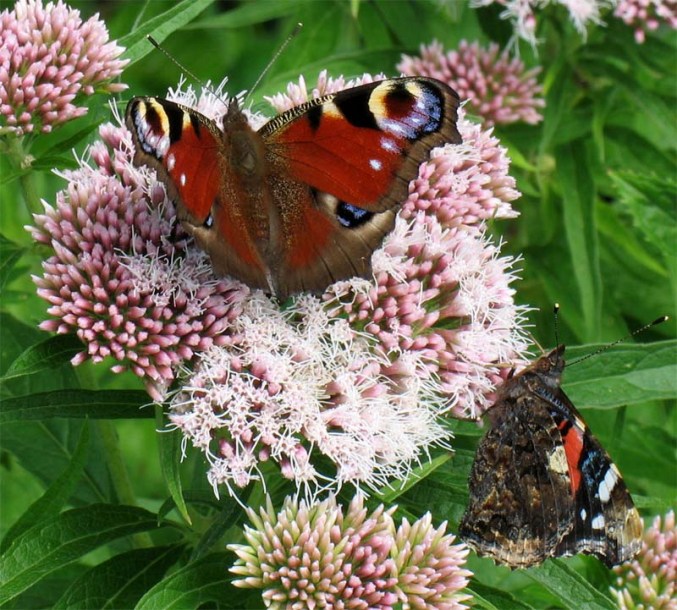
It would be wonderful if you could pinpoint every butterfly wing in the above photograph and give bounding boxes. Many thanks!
[127,78,461,298]
[459,382,575,568]
[125,97,272,290]
[460,347,642,568]
[260,77,461,296]
[545,392,643,566]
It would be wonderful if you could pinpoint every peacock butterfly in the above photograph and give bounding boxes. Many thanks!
[125,77,461,298]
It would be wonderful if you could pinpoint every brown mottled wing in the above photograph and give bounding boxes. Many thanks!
[459,387,575,568]
[460,347,642,569]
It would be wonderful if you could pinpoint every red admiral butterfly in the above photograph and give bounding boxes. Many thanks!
[459,345,642,568]
[125,77,461,298]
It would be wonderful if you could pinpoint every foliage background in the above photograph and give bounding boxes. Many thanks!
[0,0,675,608]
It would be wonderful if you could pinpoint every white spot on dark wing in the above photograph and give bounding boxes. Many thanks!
[380,137,398,153]
[591,514,605,530]
[580,508,587,521]
[180,173,186,187]
[599,468,619,504]
[167,153,176,172]
[369,159,382,171]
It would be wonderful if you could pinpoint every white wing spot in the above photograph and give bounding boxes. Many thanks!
[580,508,587,521]
[598,468,619,503]
[591,514,605,530]
[180,173,187,187]
[380,137,399,153]
[167,153,176,172]
[369,159,382,171]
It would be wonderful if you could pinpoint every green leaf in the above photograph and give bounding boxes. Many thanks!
[53,545,185,610]
[525,559,616,610]
[187,0,307,29]
[190,498,243,561]
[135,552,237,609]
[2,334,83,382]
[469,580,536,610]
[0,389,152,422]
[375,453,451,504]
[0,504,163,605]
[120,0,218,64]
[1,420,111,504]
[1,423,90,553]
[0,234,25,293]
[563,340,677,408]
[156,407,191,525]
[555,141,602,341]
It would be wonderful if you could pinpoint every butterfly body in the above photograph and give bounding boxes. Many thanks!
[126,77,461,298]
[459,346,642,568]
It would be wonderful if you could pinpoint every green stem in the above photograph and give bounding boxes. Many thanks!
[5,136,42,215]
[97,419,153,548]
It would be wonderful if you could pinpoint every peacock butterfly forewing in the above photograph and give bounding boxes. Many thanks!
[125,76,461,299]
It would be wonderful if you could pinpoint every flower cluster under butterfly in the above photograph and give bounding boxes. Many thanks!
[459,345,642,568]
[126,77,462,299]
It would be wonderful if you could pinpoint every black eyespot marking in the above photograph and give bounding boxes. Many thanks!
[161,101,185,143]
[307,105,322,131]
[337,202,373,228]
[189,112,202,138]
[334,88,380,130]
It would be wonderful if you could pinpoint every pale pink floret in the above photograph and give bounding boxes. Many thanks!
[29,113,247,399]
[229,496,472,610]
[393,513,473,610]
[32,73,529,497]
[614,0,677,42]
[0,0,127,135]
[471,0,611,45]
[398,40,544,126]
[612,510,677,609]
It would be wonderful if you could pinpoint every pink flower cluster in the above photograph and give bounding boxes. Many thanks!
[229,495,472,610]
[0,0,127,135]
[614,0,677,42]
[398,41,544,126]
[29,107,248,399]
[612,510,676,609]
[473,0,676,44]
[32,71,529,496]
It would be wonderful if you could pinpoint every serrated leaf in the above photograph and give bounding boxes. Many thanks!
[0,389,152,422]
[1,424,90,553]
[134,552,237,610]
[0,504,162,605]
[563,340,677,408]
[53,545,185,610]
[524,559,616,610]
[2,334,83,382]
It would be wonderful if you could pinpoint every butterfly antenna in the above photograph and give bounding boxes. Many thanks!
[568,315,669,367]
[553,303,561,347]
[244,22,303,105]
[146,36,229,107]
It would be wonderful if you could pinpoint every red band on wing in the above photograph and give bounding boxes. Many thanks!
[167,127,220,221]
[559,420,584,494]
[269,113,404,208]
